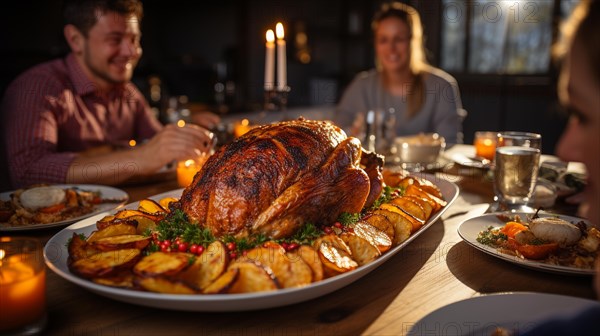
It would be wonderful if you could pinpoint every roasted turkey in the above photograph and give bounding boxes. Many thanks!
[177,118,384,239]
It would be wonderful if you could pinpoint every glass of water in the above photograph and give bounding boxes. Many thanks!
[493,132,542,212]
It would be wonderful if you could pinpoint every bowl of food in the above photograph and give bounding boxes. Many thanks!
[390,133,446,169]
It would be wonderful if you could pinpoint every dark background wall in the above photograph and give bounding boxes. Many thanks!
[0,0,568,191]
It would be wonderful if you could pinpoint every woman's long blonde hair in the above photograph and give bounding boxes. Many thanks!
[372,2,429,117]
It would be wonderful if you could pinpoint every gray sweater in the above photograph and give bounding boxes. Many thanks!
[335,67,463,144]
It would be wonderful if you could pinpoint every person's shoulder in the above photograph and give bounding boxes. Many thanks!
[422,66,458,86]
[348,69,379,88]
[8,57,69,91]
[354,69,379,81]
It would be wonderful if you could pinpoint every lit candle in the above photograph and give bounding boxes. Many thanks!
[264,30,275,91]
[275,22,287,91]
[177,154,209,188]
[0,242,46,333]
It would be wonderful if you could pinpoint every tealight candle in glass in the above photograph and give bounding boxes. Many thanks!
[473,131,498,161]
[0,237,47,335]
[177,153,210,188]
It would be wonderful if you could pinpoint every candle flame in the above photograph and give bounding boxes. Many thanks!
[177,120,186,127]
[266,29,275,43]
[0,249,4,260]
[184,159,195,168]
[276,22,284,39]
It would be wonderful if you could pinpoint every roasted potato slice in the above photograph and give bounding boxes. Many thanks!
[389,197,427,222]
[92,272,135,289]
[133,252,193,277]
[363,213,395,241]
[405,184,445,211]
[202,267,239,294]
[352,221,393,253]
[136,276,197,294]
[289,245,324,282]
[114,209,163,221]
[379,203,421,233]
[382,170,409,188]
[227,261,280,293]
[403,195,433,220]
[96,217,137,231]
[68,233,99,261]
[313,234,358,277]
[87,223,137,243]
[129,215,158,235]
[177,241,229,291]
[158,197,178,212]
[70,249,141,278]
[244,246,312,288]
[138,199,167,215]
[374,209,412,245]
[340,232,380,266]
[91,234,151,251]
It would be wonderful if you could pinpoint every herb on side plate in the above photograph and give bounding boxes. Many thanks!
[476,226,508,246]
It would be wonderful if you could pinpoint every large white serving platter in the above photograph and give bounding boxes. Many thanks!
[1,184,128,232]
[45,177,458,312]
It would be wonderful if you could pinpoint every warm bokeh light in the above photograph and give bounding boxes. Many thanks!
[128,139,137,147]
[266,29,275,43]
[276,22,285,39]
[177,120,186,127]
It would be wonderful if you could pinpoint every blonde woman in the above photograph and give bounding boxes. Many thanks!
[335,2,463,144]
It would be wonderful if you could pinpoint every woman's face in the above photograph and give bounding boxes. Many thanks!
[556,40,600,229]
[374,17,411,74]
[556,39,600,296]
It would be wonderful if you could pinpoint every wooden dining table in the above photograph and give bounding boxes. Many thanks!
[4,151,596,336]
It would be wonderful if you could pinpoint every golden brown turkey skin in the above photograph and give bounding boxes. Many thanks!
[178,118,383,239]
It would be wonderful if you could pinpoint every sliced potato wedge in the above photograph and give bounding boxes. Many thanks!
[96,217,137,231]
[389,197,427,223]
[403,195,433,220]
[92,272,134,288]
[340,232,380,266]
[91,234,151,251]
[177,241,229,291]
[70,249,141,278]
[133,252,192,277]
[227,261,280,293]
[138,199,167,215]
[202,267,239,294]
[363,213,395,241]
[158,197,178,212]
[352,221,393,253]
[68,233,98,261]
[243,246,312,288]
[379,203,421,233]
[87,223,137,243]
[405,184,445,211]
[136,276,197,294]
[289,245,324,282]
[374,209,412,245]
[313,234,358,277]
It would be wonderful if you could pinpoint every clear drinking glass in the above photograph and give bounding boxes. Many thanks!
[493,132,542,212]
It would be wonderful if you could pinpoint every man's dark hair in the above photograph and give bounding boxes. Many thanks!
[63,0,143,36]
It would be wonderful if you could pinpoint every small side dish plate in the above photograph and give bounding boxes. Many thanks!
[1,184,128,232]
[458,212,594,275]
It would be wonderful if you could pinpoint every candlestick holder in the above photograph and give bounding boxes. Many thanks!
[264,86,290,112]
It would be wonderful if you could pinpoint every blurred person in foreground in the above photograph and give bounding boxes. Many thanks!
[1,0,216,188]
[334,2,463,144]
[503,1,600,335]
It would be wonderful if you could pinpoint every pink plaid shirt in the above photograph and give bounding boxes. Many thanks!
[2,53,162,188]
